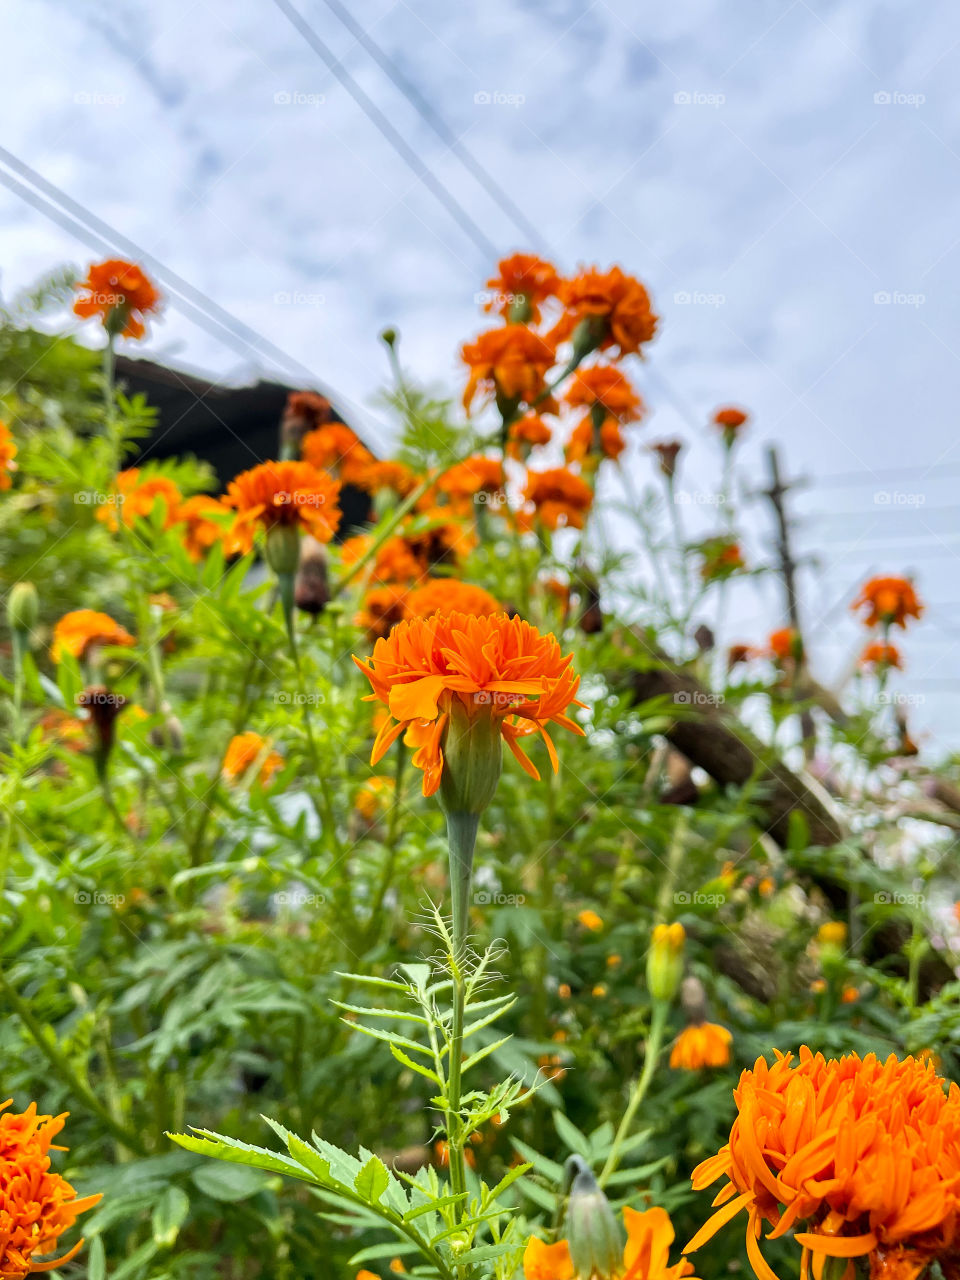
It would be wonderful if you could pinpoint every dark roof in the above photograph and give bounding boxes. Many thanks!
[114,355,372,534]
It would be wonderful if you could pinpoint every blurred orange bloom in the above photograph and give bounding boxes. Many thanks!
[225,461,341,553]
[565,415,626,464]
[436,455,504,506]
[713,406,749,433]
[96,468,182,532]
[73,258,160,340]
[461,325,556,412]
[524,468,594,530]
[577,908,603,932]
[525,1206,697,1280]
[341,534,425,585]
[405,578,500,619]
[222,732,283,786]
[402,506,475,570]
[564,364,644,422]
[484,253,560,322]
[507,414,552,459]
[353,612,584,796]
[52,609,134,663]
[351,458,420,498]
[357,585,409,641]
[860,640,903,671]
[670,1022,733,1070]
[700,540,745,581]
[0,1102,101,1277]
[851,576,923,630]
[175,495,234,560]
[301,424,374,485]
[768,627,802,662]
[354,775,394,821]
[550,265,658,356]
[0,421,18,489]
[685,1047,960,1280]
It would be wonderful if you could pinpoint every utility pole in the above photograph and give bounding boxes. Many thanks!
[761,446,816,754]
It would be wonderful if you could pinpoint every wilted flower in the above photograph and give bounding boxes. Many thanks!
[851,576,923,630]
[52,609,135,663]
[651,440,682,480]
[0,420,18,489]
[73,258,161,339]
[0,1101,101,1276]
[353,612,584,803]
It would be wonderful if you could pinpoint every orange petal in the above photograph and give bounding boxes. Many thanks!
[684,1191,754,1253]
[793,1233,877,1258]
[388,675,447,723]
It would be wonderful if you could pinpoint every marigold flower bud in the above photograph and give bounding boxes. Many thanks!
[647,921,685,1003]
[438,695,503,818]
[265,523,301,577]
[564,1156,622,1280]
[7,581,38,636]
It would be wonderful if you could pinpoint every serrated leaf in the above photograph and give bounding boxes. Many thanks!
[344,1019,433,1056]
[391,1042,441,1084]
[168,1131,309,1183]
[355,1155,390,1206]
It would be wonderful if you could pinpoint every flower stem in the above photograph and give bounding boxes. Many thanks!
[444,810,479,1227]
[599,998,668,1187]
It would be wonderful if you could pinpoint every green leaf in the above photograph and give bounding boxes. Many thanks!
[191,1161,269,1203]
[552,1111,592,1159]
[391,1042,441,1084]
[510,1138,563,1183]
[167,1131,309,1183]
[152,1185,190,1246]
[87,1234,106,1280]
[355,1155,390,1206]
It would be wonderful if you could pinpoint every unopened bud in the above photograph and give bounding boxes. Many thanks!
[647,922,685,1003]
[264,524,300,577]
[564,1157,622,1279]
[439,696,503,817]
[7,582,38,637]
[380,327,398,348]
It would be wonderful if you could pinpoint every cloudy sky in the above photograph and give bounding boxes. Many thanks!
[4,0,960,746]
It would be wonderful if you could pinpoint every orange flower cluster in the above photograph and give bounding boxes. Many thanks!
[436,455,505,509]
[525,1206,697,1280]
[94,468,240,559]
[353,612,584,796]
[0,420,18,489]
[73,258,161,340]
[52,609,135,663]
[0,1101,101,1276]
[301,423,375,486]
[484,252,560,322]
[507,413,553,460]
[549,265,659,355]
[462,324,557,414]
[225,460,341,553]
[685,1047,960,1280]
[852,576,924,630]
[524,468,594,530]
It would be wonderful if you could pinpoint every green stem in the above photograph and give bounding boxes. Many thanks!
[599,999,668,1187]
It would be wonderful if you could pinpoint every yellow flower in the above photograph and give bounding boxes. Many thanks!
[817,921,847,946]
[578,909,603,932]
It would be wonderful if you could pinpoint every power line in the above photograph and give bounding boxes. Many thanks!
[815,461,960,487]
[315,0,545,251]
[270,0,498,263]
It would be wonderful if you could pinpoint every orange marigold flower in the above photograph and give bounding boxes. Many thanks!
[565,415,626,464]
[860,640,903,671]
[402,506,476,570]
[524,468,594,531]
[357,585,409,641]
[700,539,745,581]
[0,421,18,489]
[52,609,134,663]
[670,1022,733,1070]
[851,576,924,630]
[354,775,394,821]
[713,406,749,433]
[507,413,553,460]
[768,627,802,662]
[353,612,584,797]
[222,732,283,786]
[73,258,160,340]
[525,1206,698,1280]
[301,423,374,485]
[461,325,556,413]
[405,578,500,619]
[0,1102,101,1276]
[96,468,182,532]
[564,364,644,422]
[484,253,560,322]
[685,1047,960,1280]
[225,460,341,553]
[175,495,234,560]
[436,455,505,505]
[341,534,425,585]
[550,265,658,356]
[351,458,420,498]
